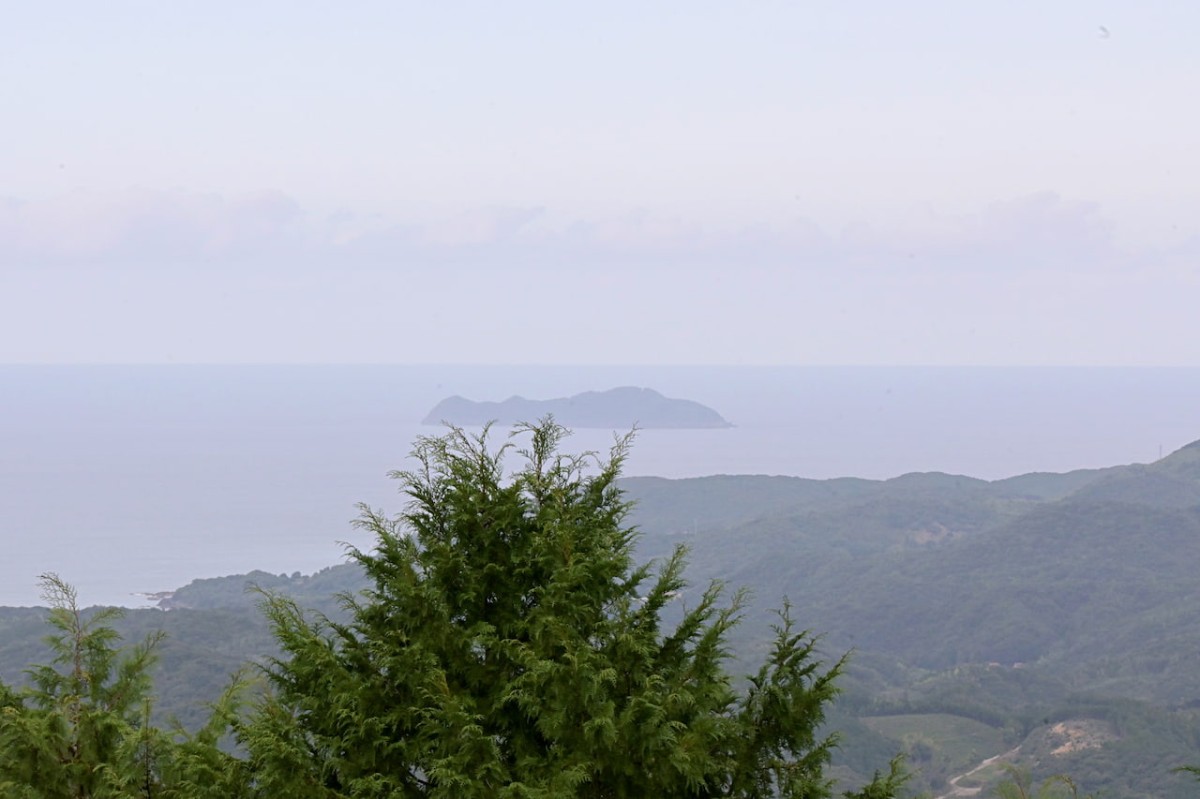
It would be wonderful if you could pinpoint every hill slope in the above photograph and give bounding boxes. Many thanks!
[5,438,1200,796]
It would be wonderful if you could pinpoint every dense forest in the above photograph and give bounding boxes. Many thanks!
[4,431,1200,796]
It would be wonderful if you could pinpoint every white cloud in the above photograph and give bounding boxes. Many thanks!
[0,188,1165,281]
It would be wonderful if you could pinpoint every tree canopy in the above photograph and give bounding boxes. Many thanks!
[0,574,249,799]
[237,422,904,798]
[0,422,905,798]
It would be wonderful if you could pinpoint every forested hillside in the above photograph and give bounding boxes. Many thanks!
[4,439,1200,796]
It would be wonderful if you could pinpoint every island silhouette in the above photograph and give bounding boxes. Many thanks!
[422,386,732,429]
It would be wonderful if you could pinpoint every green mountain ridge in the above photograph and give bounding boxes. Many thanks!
[4,437,1200,796]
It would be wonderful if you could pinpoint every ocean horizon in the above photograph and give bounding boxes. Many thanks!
[3,364,1198,607]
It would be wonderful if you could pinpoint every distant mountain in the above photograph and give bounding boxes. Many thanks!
[421,386,732,429]
[624,437,1200,695]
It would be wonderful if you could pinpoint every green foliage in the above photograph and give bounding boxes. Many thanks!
[1173,765,1200,789]
[848,757,909,799]
[1020,701,1200,799]
[0,574,160,797]
[6,432,1200,797]
[237,422,902,798]
[0,574,247,799]
[160,565,368,614]
[991,767,1094,799]
[862,713,1006,789]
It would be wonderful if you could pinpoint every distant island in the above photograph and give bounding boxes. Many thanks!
[421,387,733,429]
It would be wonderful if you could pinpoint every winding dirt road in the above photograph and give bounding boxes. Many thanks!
[935,746,1021,799]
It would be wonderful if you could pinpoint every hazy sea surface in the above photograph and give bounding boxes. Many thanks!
[2,365,1198,607]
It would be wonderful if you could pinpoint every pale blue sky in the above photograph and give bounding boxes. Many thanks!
[2,2,1198,364]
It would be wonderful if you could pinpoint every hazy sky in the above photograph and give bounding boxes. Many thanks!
[3,2,1198,364]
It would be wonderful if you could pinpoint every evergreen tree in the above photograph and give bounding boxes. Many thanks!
[0,574,249,799]
[0,574,166,798]
[240,421,905,798]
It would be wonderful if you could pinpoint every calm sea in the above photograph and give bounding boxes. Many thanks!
[2,365,1198,607]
